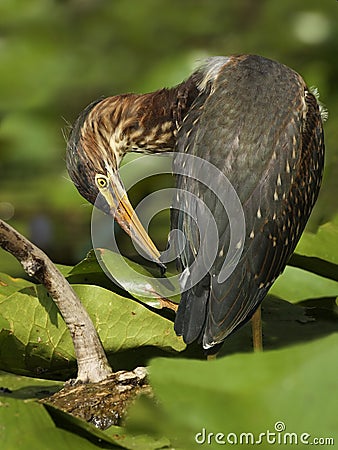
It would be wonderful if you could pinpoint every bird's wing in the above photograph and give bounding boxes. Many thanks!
[172,55,324,348]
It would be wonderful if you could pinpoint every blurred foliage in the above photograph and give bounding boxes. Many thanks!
[143,333,338,449]
[0,0,338,276]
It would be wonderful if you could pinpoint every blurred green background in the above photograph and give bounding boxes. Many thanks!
[0,0,337,276]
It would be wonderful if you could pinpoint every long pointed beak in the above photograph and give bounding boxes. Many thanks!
[101,174,166,272]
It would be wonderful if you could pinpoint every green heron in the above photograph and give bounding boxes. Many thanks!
[67,55,325,350]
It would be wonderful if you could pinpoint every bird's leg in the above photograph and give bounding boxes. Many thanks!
[251,306,263,352]
[206,307,263,359]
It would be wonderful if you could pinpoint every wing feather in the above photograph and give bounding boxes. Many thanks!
[172,55,324,347]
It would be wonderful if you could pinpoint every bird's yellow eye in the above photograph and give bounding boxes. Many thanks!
[95,175,109,189]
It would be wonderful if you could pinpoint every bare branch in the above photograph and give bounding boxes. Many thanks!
[0,219,112,383]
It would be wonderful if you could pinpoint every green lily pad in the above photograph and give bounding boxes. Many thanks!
[68,250,103,278]
[0,283,185,379]
[275,216,338,299]
[0,273,34,298]
[288,253,338,282]
[269,266,338,303]
[55,264,74,278]
[295,215,338,265]
[0,371,101,450]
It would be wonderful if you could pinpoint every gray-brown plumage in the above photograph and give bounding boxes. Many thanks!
[66,54,325,349]
[172,55,325,348]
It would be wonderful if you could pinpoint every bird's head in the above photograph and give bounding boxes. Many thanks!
[66,94,173,269]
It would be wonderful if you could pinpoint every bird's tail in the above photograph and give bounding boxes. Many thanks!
[174,274,210,345]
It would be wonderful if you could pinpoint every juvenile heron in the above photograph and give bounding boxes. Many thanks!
[67,55,325,350]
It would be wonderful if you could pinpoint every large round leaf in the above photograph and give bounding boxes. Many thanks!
[0,281,184,379]
[142,334,338,449]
